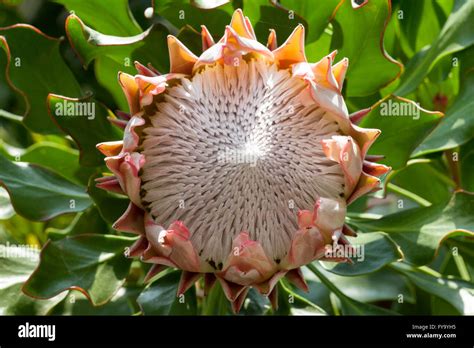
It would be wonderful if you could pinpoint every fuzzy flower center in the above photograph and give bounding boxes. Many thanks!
[140,59,345,265]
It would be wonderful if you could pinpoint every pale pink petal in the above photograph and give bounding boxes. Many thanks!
[123,116,145,152]
[321,135,363,194]
[219,232,275,286]
[313,197,347,236]
[95,175,124,195]
[112,202,145,235]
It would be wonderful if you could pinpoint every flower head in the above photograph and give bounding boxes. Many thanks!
[96,9,390,313]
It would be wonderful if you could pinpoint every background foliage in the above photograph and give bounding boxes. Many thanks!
[0,0,473,315]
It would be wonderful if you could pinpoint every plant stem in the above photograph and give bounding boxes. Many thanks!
[0,109,23,123]
[386,183,431,207]
[279,279,322,311]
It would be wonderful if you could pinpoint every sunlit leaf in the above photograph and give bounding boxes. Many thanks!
[1,142,94,186]
[359,95,443,169]
[279,0,339,43]
[307,263,398,315]
[395,0,474,96]
[46,207,109,240]
[392,262,474,315]
[298,268,415,315]
[53,287,141,315]
[23,234,134,305]
[53,0,142,36]
[154,0,234,39]
[387,159,454,205]
[332,0,402,96]
[413,47,474,156]
[242,0,308,44]
[350,191,474,265]
[0,247,66,315]
[321,232,402,276]
[0,153,91,221]
[398,0,449,56]
[0,25,81,134]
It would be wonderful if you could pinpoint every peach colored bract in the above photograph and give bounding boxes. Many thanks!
[96,9,390,313]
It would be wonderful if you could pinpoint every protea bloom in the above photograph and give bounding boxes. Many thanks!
[96,9,390,313]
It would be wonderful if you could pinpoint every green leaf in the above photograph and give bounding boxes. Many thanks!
[279,0,339,43]
[447,238,474,281]
[0,247,66,315]
[10,142,93,186]
[291,278,334,314]
[306,263,398,315]
[53,0,142,36]
[176,25,202,57]
[321,232,402,276]
[65,15,169,108]
[94,57,130,111]
[239,287,270,315]
[66,15,168,69]
[242,0,308,45]
[155,0,234,39]
[87,174,129,225]
[55,286,141,315]
[0,25,82,134]
[46,207,109,240]
[0,153,91,221]
[137,271,197,315]
[305,28,333,62]
[350,191,474,265]
[398,0,447,57]
[298,269,415,314]
[47,94,123,167]
[279,280,326,315]
[332,0,402,96]
[395,0,474,96]
[392,263,474,315]
[387,159,454,205]
[23,234,134,306]
[201,280,232,315]
[359,95,443,169]
[0,213,45,245]
[325,269,415,304]
[413,48,474,156]
[0,187,14,220]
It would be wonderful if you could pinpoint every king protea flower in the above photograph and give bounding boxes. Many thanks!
[96,9,390,313]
